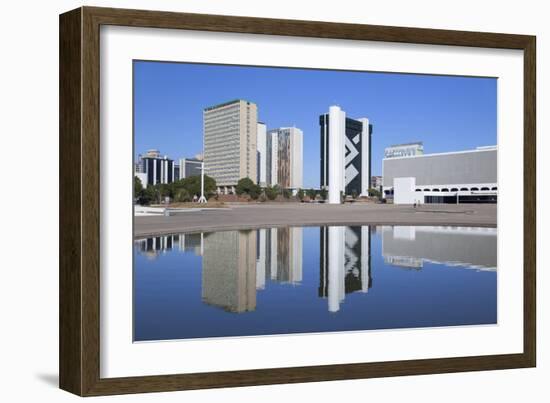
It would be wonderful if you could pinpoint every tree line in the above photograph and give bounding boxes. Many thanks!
[135,175,381,205]
[134,175,216,205]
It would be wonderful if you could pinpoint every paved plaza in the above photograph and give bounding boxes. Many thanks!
[134,203,497,237]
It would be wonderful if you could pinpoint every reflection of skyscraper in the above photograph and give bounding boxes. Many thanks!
[135,235,175,259]
[275,227,303,283]
[255,227,303,287]
[136,233,205,259]
[202,230,257,313]
[256,228,266,290]
[319,225,372,312]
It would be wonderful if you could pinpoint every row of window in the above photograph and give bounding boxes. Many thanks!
[415,187,498,192]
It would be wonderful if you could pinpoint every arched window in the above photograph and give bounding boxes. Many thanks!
[441,188,449,192]
[471,187,479,191]
[415,189,422,192]
[491,187,497,191]
[432,188,440,192]
[451,188,459,192]
[460,187,468,191]
[423,188,430,192]
[481,187,490,191]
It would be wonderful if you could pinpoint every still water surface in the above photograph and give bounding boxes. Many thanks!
[134,225,497,341]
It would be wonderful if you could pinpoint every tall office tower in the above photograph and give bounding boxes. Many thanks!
[139,150,175,186]
[319,225,372,312]
[266,127,303,189]
[266,130,279,186]
[201,230,257,313]
[320,106,372,203]
[256,122,268,186]
[203,99,258,194]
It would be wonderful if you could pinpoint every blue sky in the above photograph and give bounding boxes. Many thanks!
[134,61,496,188]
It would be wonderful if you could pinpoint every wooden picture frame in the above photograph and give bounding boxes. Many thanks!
[59,6,536,396]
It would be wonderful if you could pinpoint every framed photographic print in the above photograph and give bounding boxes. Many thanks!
[59,6,536,396]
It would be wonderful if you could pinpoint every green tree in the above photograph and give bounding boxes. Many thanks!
[249,184,261,200]
[296,188,305,202]
[172,175,216,199]
[265,185,278,200]
[306,188,317,200]
[368,187,382,198]
[282,188,291,199]
[174,187,191,202]
[134,176,144,196]
[319,188,328,201]
[137,184,157,206]
[157,183,173,203]
[236,177,256,195]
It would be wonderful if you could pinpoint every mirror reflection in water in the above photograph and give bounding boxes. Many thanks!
[134,225,496,341]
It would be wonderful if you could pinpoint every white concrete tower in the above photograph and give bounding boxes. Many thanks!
[361,225,370,293]
[257,123,267,186]
[357,118,370,196]
[328,226,346,312]
[328,106,346,204]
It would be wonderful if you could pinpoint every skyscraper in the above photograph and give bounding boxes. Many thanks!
[203,99,258,194]
[178,157,203,180]
[320,106,372,203]
[256,122,268,187]
[137,149,175,186]
[263,127,303,189]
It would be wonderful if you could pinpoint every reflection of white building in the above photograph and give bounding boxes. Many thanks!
[135,233,204,259]
[381,226,497,270]
[256,227,303,289]
[320,226,372,312]
[383,146,497,204]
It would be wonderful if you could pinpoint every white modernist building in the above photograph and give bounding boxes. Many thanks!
[320,106,372,204]
[383,145,497,204]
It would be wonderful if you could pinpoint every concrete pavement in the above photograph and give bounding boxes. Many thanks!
[134,203,497,237]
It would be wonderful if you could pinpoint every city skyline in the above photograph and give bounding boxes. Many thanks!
[134,61,497,188]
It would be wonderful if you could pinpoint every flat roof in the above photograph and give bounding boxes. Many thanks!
[203,99,255,111]
[383,146,497,161]
[386,142,423,148]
